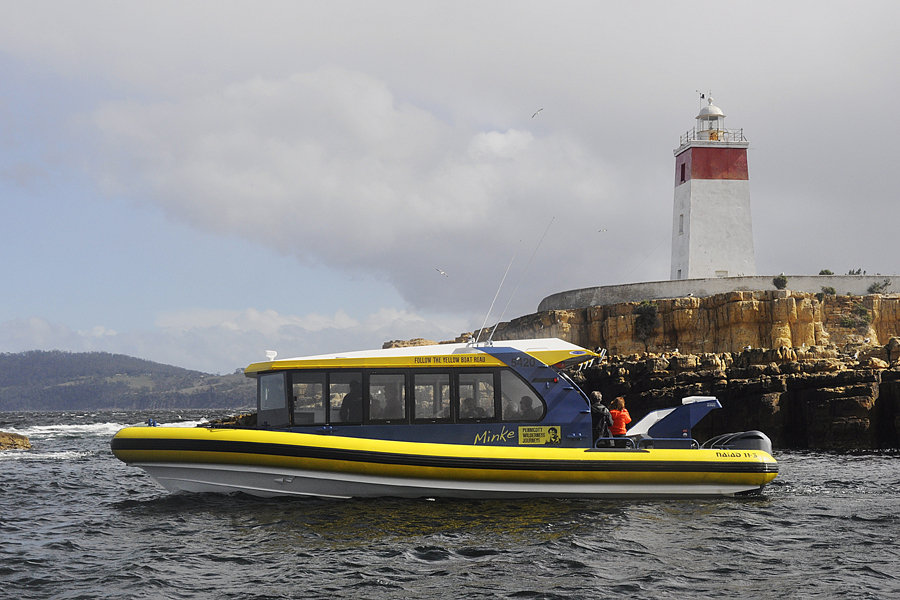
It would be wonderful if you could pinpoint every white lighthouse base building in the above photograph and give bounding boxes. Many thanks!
[671,178,755,279]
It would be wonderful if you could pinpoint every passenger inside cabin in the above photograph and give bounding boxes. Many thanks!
[339,380,362,422]
[369,395,384,419]
[381,387,404,420]
[503,397,521,420]
[460,397,485,419]
[519,396,541,420]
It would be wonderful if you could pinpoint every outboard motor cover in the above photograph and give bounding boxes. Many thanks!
[702,430,773,456]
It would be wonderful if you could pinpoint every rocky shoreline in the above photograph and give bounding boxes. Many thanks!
[384,336,900,450]
[472,290,900,357]
[382,289,900,451]
[567,340,900,451]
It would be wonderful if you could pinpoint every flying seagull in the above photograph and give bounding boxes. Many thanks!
[532,108,543,118]
[598,228,608,232]
[436,268,449,277]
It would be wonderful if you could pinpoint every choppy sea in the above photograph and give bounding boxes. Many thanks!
[1,409,898,599]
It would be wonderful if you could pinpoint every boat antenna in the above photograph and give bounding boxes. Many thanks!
[474,243,520,345]
[488,216,555,342]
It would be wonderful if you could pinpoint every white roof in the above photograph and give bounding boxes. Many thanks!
[244,338,598,374]
[697,97,725,119]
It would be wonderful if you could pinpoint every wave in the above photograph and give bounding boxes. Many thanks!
[7,422,130,439]
[5,416,215,439]
[0,449,91,461]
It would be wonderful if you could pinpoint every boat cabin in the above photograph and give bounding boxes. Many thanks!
[243,339,598,447]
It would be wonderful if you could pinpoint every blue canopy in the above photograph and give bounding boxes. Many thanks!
[628,396,722,440]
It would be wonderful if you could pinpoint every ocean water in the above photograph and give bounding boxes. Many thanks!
[1,409,898,599]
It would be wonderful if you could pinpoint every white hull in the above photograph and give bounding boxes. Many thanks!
[133,461,766,499]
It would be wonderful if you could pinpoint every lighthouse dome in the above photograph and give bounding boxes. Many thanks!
[697,98,724,120]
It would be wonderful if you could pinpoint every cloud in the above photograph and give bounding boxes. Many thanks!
[154,307,359,335]
[4,1,900,374]
[1,162,48,188]
[0,317,84,349]
[85,66,622,319]
[0,306,464,374]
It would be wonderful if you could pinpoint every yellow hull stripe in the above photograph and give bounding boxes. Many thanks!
[112,426,778,488]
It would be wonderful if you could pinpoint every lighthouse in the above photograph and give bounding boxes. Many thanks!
[670,97,756,280]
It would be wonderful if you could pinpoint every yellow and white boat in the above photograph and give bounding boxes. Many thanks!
[111,338,778,498]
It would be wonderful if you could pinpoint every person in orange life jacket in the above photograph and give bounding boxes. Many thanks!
[609,396,631,436]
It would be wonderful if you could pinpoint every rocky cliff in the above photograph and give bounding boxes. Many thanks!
[388,290,900,450]
[567,343,900,451]
[480,290,900,357]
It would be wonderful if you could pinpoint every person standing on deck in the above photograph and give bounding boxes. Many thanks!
[590,391,613,444]
[609,397,631,437]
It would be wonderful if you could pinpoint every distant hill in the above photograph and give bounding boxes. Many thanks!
[0,350,256,411]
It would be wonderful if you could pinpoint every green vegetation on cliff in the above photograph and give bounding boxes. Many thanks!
[0,350,255,411]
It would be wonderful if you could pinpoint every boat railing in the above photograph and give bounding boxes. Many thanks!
[594,437,635,449]
[637,437,700,450]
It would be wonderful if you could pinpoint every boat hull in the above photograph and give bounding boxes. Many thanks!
[111,426,778,499]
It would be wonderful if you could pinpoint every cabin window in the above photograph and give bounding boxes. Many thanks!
[458,373,495,420]
[413,373,451,421]
[258,372,290,429]
[369,373,407,422]
[329,372,363,424]
[500,369,544,421]
[259,373,286,411]
[291,372,326,425]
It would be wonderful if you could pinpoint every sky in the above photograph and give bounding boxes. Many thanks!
[1,1,898,373]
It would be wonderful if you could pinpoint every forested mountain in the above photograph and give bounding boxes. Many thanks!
[0,350,255,411]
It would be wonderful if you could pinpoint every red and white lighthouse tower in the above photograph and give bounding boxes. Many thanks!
[670,97,756,280]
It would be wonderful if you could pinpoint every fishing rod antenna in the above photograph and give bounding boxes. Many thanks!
[473,243,520,345]
[487,217,555,343]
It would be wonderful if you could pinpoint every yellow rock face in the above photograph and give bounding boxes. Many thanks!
[485,291,900,356]
[0,432,31,451]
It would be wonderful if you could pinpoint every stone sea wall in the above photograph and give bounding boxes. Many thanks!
[538,275,900,312]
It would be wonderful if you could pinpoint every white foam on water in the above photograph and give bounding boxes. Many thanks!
[0,449,91,461]
[7,417,217,439]
[9,422,129,439]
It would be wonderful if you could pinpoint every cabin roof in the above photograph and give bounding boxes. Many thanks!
[243,338,598,376]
